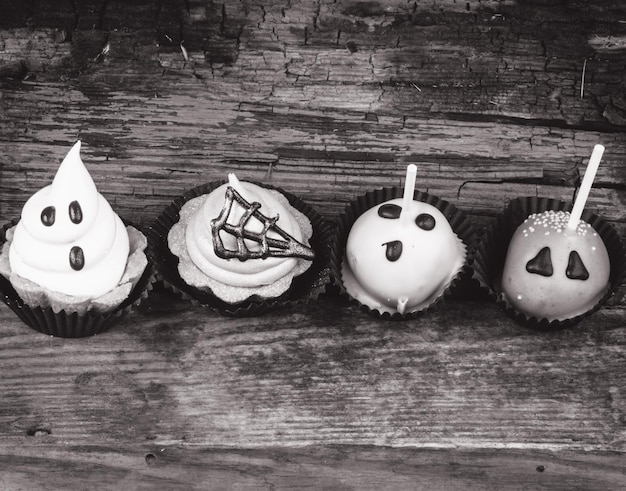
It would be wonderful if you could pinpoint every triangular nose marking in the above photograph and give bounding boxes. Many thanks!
[566,250,589,280]
[526,246,553,276]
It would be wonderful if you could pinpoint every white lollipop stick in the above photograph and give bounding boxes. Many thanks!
[567,144,604,231]
[401,164,417,225]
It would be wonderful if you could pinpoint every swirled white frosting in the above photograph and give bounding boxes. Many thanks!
[168,175,313,303]
[9,141,130,298]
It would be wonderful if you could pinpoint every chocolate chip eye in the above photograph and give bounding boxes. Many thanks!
[378,203,402,219]
[69,200,83,224]
[69,246,85,271]
[41,206,56,226]
[526,247,553,277]
[383,240,403,261]
[415,213,435,231]
[566,251,589,280]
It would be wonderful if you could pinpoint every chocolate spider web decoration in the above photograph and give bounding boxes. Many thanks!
[210,186,315,261]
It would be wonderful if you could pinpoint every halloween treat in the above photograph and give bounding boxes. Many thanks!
[7,141,130,298]
[0,141,152,336]
[340,165,467,316]
[501,210,610,321]
[166,173,318,305]
[500,145,611,321]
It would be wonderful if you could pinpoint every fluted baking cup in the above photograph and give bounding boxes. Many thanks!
[470,196,626,330]
[0,219,155,337]
[329,187,475,320]
[146,180,332,317]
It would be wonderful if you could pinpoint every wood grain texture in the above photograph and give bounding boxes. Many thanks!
[1,0,626,487]
[1,0,625,231]
[1,445,625,490]
[0,290,625,488]
[1,290,625,451]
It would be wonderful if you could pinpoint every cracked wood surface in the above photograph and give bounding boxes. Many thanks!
[1,0,626,488]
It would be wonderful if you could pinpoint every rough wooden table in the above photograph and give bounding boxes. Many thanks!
[1,1,626,489]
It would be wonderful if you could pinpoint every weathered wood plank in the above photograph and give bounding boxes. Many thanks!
[0,444,625,490]
[1,85,625,229]
[1,290,625,450]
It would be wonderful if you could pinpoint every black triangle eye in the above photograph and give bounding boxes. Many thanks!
[566,251,589,280]
[378,203,402,219]
[526,247,553,276]
[415,213,435,231]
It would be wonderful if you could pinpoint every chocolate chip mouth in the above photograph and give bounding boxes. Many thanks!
[383,240,403,261]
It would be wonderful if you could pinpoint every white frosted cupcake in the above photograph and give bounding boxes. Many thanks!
[0,141,153,337]
[148,174,332,316]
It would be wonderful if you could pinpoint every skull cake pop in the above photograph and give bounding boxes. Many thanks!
[341,165,467,315]
[8,141,130,298]
[501,145,611,321]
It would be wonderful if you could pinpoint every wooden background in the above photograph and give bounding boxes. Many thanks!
[1,0,625,488]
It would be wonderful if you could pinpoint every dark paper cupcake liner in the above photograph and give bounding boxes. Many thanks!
[469,196,626,330]
[329,187,476,320]
[146,180,333,317]
[0,218,156,338]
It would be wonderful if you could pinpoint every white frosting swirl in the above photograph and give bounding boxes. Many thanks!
[9,141,130,298]
[184,176,306,287]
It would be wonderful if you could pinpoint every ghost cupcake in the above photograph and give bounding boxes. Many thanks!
[147,174,332,316]
[0,141,153,337]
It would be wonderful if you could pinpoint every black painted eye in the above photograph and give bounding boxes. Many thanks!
[566,251,589,280]
[378,203,402,219]
[69,246,85,271]
[69,200,83,224]
[526,247,553,277]
[415,213,435,231]
[383,240,403,261]
[41,206,56,226]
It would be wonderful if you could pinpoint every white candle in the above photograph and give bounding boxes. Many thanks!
[567,144,604,231]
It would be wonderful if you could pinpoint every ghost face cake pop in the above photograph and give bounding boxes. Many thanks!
[341,165,467,315]
[501,145,611,322]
